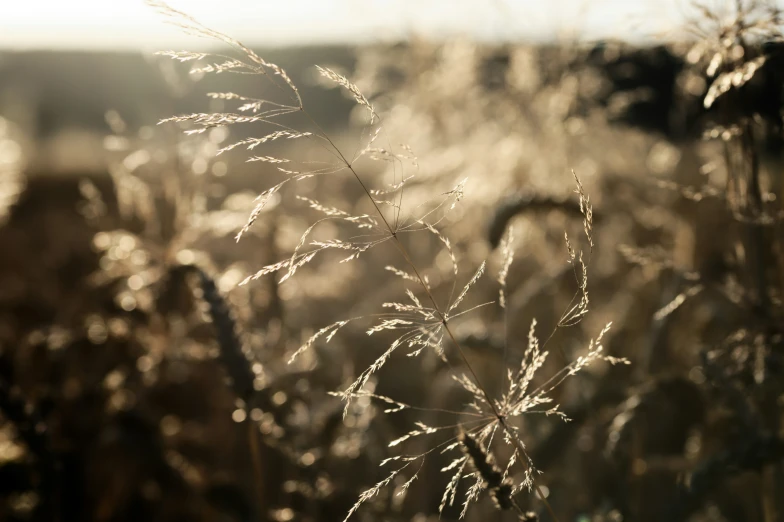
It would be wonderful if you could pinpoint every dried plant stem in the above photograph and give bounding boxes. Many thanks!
[762,464,777,522]
[394,194,559,522]
[248,419,265,520]
[194,266,265,518]
[300,108,560,521]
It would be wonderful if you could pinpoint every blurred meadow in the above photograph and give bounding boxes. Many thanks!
[2,1,784,521]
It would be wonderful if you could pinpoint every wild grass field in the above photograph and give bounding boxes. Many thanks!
[1,1,784,521]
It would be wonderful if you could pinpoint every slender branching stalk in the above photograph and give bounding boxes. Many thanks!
[149,3,628,519]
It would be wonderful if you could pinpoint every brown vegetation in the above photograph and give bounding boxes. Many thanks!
[1,1,784,521]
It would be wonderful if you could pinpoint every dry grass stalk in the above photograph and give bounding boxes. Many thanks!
[149,3,631,520]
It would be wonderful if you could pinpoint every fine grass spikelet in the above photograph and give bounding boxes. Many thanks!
[149,3,623,521]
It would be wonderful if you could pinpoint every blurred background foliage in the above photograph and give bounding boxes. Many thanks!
[1,1,784,521]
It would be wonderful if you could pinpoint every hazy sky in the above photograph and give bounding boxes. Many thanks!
[2,0,694,50]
